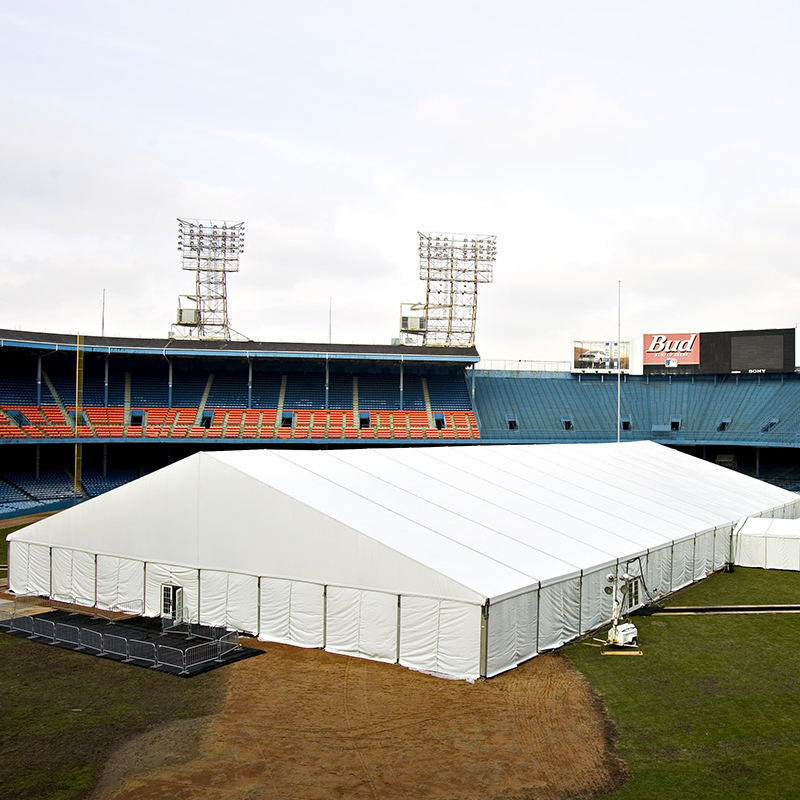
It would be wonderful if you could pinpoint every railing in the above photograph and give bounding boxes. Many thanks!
[1,603,243,673]
[219,631,240,657]
[476,360,572,373]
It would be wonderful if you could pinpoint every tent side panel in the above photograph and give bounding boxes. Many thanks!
[486,597,516,677]
[96,555,144,613]
[198,570,228,629]
[358,589,398,662]
[437,601,481,680]
[8,541,30,595]
[199,571,259,634]
[580,566,615,634]
[51,549,96,606]
[398,595,439,674]
[258,577,324,648]
[734,534,767,568]
[144,564,199,622]
[225,573,259,634]
[290,581,324,646]
[766,537,800,571]
[326,586,397,663]
[693,531,714,581]
[537,577,581,651]
[486,588,538,678]
[400,596,479,678]
[714,526,731,570]
[28,544,51,596]
[671,539,694,590]
[646,544,673,598]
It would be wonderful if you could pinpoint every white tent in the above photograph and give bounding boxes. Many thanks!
[734,517,800,571]
[7,442,798,679]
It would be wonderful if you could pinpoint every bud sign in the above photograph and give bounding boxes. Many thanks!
[643,333,700,365]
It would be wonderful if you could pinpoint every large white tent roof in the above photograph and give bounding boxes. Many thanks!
[9,441,797,604]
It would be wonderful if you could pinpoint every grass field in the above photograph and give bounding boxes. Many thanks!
[566,567,800,800]
[0,634,224,800]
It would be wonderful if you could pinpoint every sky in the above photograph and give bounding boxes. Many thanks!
[1,1,800,366]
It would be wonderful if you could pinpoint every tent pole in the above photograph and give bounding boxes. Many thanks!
[322,585,328,649]
[396,595,401,664]
[479,600,489,679]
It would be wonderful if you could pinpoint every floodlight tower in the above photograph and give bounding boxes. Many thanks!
[170,218,245,340]
[402,232,496,347]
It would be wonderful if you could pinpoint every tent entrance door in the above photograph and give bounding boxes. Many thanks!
[161,584,184,623]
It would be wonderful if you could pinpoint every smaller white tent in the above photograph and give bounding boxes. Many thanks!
[6,442,799,680]
[734,517,800,571]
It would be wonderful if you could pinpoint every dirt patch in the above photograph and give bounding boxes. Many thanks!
[93,641,627,800]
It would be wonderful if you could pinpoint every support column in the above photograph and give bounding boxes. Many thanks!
[167,361,173,409]
[479,600,489,679]
[399,360,404,410]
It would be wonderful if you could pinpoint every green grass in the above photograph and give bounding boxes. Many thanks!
[0,634,224,800]
[566,568,800,800]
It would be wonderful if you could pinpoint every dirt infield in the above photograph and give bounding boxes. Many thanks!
[91,640,627,800]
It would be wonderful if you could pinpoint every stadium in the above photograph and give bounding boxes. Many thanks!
[2,226,800,798]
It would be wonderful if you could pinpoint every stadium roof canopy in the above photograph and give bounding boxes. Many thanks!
[8,442,798,679]
[0,328,479,364]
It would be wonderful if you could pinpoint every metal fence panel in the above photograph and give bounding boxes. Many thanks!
[54,622,81,648]
[11,615,34,635]
[219,631,240,657]
[128,639,157,665]
[188,622,223,640]
[80,628,103,652]
[184,641,220,669]
[156,644,185,673]
[33,617,55,641]
[102,633,129,659]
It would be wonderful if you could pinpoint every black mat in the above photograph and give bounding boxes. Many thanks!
[1,610,263,676]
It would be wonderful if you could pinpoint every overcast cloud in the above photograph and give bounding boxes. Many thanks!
[1,1,799,365]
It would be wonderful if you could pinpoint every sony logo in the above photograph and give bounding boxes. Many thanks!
[748,369,766,373]
[646,334,697,354]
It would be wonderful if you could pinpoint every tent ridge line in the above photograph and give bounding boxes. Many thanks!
[482,447,711,534]
[382,447,652,556]
[208,451,496,599]
[498,446,765,532]
[265,449,547,589]
[326,448,593,569]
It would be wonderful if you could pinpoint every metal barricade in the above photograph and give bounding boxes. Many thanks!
[184,640,219,671]
[188,622,220,640]
[11,615,34,635]
[80,628,103,652]
[32,617,56,642]
[102,633,129,660]
[54,622,82,648]
[219,631,240,657]
[128,639,157,666]
[156,644,185,673]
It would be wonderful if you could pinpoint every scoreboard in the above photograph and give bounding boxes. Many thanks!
[643,328,795,375]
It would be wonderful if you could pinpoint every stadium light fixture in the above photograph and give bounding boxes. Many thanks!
[170,218,246,341]
[401,231,496,347]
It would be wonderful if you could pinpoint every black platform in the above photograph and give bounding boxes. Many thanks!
[1,610,263,676]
